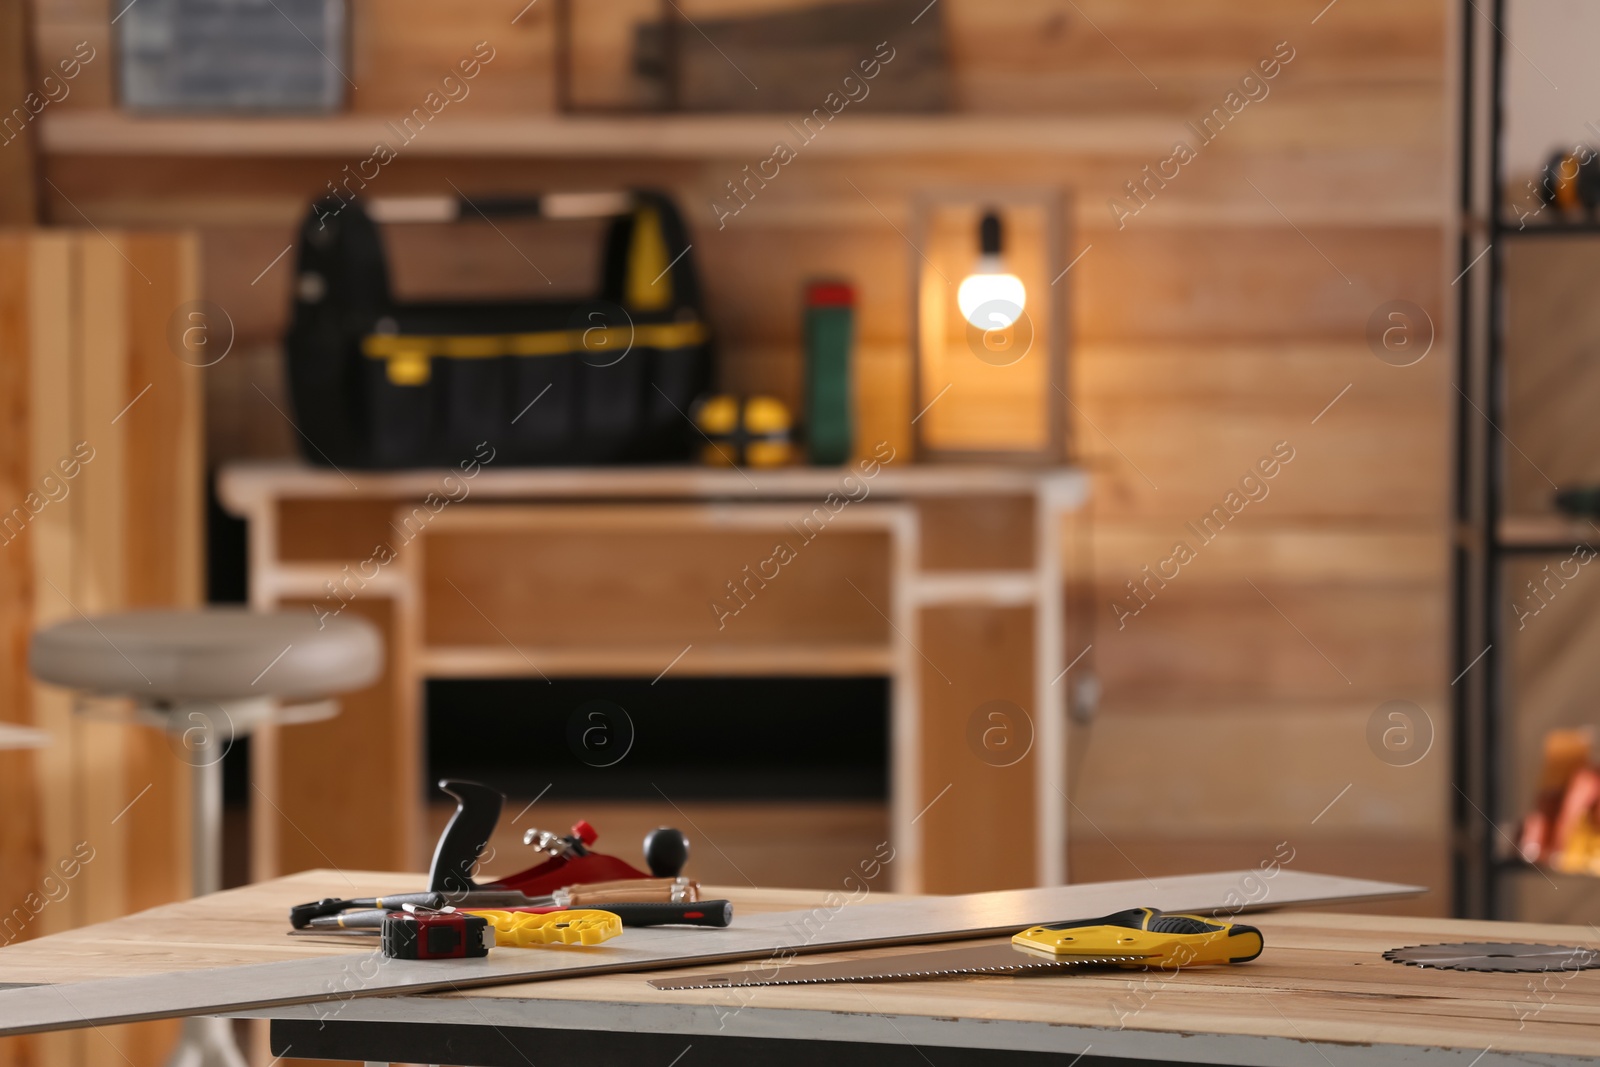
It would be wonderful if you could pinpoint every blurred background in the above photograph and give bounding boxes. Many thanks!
[4,0,1600,1057]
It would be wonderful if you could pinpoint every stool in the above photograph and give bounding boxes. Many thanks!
[30,608,382,1067]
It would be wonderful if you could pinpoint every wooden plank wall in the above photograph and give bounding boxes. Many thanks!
[0,232,201,1067]
[28,0,1452,910]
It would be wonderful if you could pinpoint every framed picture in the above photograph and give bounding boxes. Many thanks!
[555,0,947,113]
[116,0,348,112]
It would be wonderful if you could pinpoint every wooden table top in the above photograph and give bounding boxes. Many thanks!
[215,459,1089,508]
[2,871,1597,1066]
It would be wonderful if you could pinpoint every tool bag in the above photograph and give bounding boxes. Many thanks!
[284,190,712,468]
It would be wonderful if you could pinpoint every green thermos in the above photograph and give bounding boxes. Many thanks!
[804,280,855,465]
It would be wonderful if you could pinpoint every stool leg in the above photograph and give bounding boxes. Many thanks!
[163,1017,250,1067]
[164,729,246,1066]
[192,748,223,898]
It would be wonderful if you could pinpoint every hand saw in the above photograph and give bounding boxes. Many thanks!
[647,907,1263,989]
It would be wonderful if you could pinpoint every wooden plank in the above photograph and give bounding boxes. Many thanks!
[415,508,894,649]
[1504,238,1600,515]
[24,234,76,944]
[19,233,81,1067]
[76,236,133,941]
[915,606,1036,893]
[109,234,199,1067]
[33,111,1242,159]
[0,234,41,1067]
[261,597,410,876]
[0,0,38,224]
[1065,706,1446,837]
[277,497,417,563]
[1078,227,1445,343]
[1092,579,1446,702]
[417,643,895,676]
[35,0,1448,119]
[221,464,1081,506]
[1074,342,1449,520]
[0,869,1424,1035]
[918,495,1034,571]
[345,0,556,116]
[1087,522,1445,586]
[0,232,205,1067]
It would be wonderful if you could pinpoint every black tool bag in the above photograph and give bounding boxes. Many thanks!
[284,190,712,468]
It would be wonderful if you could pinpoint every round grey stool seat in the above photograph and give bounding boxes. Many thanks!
[28,608,382,1067]
[30,607,381,703]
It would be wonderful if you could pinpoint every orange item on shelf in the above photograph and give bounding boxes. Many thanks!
[1518,728,1600,871]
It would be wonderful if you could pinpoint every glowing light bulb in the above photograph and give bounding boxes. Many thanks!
[957,210,1026,329]
[958,259,1026,329]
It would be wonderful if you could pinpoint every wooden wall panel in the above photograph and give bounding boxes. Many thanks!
[20,0,1454,920]
[1076,346,1449,523]
[1504,238,1600,516]
[0,237,43,1067]
[0,0,38,224]
[34,0,1446,118]
[0,230,200,1067]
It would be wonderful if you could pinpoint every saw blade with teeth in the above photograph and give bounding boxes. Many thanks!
[648,943,1148,989]
[1383,942,1600,973]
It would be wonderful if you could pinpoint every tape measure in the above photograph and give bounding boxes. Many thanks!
[379,908,622,959]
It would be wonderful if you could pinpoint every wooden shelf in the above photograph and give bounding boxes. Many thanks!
[0,724,49,750]
[912,571,1039,605]
[419,644,895,678]
[42,109,1181,160]
[219,461,1088,510]
[1498,514,1600,551]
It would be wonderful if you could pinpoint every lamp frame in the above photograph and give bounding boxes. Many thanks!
[908,187,1071,465]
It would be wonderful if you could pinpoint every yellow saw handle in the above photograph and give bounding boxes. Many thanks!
[466,909,623,948]
[1013,907,1263,968]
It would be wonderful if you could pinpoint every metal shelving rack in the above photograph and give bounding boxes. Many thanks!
[1454,0,1600,919]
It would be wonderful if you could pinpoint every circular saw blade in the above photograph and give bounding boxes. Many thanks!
[1384,942,1600,973]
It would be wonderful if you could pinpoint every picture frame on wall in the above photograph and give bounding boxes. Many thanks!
[116,0,348,112]
[555,0,949,113]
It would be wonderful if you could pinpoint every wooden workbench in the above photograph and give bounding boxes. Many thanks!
[217,461,1090,895]
[0,871,1593,1067]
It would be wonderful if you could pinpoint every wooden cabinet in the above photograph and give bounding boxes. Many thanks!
[219,462,1087,892]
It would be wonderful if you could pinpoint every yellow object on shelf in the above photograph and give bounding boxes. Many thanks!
[465,909,623,948]
[693,394,794,468]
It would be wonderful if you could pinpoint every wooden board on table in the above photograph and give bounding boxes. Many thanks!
[0,868,1422,1035]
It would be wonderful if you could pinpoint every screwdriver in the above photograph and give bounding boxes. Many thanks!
[290,877,696,928]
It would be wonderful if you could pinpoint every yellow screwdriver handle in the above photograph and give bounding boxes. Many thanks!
[466,909,623,948]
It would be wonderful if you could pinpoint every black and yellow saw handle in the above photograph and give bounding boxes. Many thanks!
[1013,907,1264,967]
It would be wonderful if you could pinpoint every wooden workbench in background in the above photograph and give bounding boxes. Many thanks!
[219,462,1088,895]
